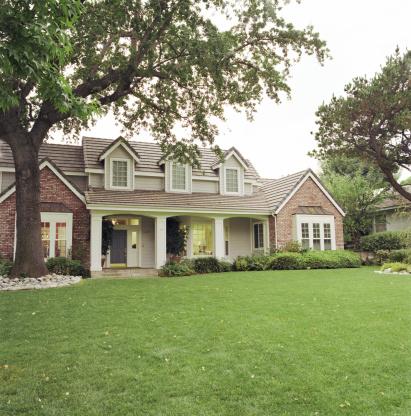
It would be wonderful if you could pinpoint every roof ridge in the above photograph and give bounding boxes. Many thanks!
[261,169,310,182]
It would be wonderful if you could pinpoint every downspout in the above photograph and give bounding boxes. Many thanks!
[271,212,278,251]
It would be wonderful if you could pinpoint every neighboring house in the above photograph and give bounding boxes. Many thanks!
[0,137,345,275]
[372,186,411,233]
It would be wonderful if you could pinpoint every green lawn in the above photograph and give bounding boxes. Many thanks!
[1,268,411,416]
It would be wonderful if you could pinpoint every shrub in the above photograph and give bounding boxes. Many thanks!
[381,262,409,272]
[0,259,13,276]
[387,249,411,263]
[160,260,194,277]
[280,241,305,253]
[233,255,271,271]
[192,257,222,274]
[233,257,249,271]
[360,231,411,252]
[375,249,390,265]
[218,261,233,272]
[305,250,361,269]
[269,253,304,270]
[46,257,87,277]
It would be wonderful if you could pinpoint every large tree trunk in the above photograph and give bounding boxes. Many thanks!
[9,134,48,278]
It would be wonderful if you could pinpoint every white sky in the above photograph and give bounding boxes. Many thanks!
[52,0,411,179]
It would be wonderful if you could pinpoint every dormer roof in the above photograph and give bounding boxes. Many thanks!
[210,147,249,170]
[98,136,141,163]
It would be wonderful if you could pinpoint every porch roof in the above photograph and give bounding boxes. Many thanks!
[85,188,271,214]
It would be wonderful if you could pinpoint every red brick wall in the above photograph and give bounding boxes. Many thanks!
[0,167,90,266]
[269,177,344,250]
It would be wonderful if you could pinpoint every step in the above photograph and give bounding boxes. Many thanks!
[91,268,159,279]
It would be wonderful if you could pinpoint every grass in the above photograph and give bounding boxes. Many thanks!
[1,268,411,415]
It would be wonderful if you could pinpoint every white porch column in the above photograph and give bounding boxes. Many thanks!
[155,216,167,268]
[90,212,103,272]
[213,217,225,259]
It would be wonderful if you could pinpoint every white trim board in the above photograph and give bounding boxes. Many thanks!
[0,160,85,204]
[274,172,345,217]
[86,204,271,217]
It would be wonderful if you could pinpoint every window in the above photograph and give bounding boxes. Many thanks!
[55,222,67,257]
[253,223,264,249]
[225,168,239,193]
[192,222,213,256]
[323,223,332,250]
[375,214,387,232]
[41,222,50,259]
[40,213,73,259]
[301,223,310,249]
[111,159,129,188]
[313,223,321,250]
[224,224,229,256]
[172,163,186,190]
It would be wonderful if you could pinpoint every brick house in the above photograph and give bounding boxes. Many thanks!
[0,137,344,275]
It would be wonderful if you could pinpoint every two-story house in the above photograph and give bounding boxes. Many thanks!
[0,136,345,275]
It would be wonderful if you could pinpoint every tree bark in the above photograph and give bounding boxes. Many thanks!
[9,133,48,277]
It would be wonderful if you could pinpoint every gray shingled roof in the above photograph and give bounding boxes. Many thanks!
[85,188,270,213]
[83,136,259,179]
[261,170,309,211]
[0,140,84,171]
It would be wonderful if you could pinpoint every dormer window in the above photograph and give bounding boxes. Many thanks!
[111,159,130,189]
[225,168,239,193]
[171,162,188,192]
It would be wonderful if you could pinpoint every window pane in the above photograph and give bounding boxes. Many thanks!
[375,215,387,232]
[131,231,137,249]
[301,223,309,239]
[301,239,310,249]
[192,222,213,255]
[313,239,321,250]
[172,163,186,190]
[41,222,50,258]
[226,169,239,193]
[112,160,128,187]
[313,223,320,239]
[254,223,264,249]
[324,239,332,250]
[55,222,67,257]
[323,223,331,239]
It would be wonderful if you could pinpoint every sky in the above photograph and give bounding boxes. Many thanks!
[51,0,411,179]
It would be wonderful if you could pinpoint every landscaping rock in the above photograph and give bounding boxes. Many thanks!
[0,274,82,291]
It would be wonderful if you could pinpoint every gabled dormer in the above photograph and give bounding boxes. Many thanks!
[98,136,140,191]
[211,147,249,196]
[159,159,192,193]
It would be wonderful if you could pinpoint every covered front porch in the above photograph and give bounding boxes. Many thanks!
[89,210,270,273]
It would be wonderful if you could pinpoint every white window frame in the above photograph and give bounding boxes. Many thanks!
[294,214,336,250]
[224,167,240,195]
[253,222,264,250]
[40,212,73,259]
[110,158,131,190]
[170,162,189,192]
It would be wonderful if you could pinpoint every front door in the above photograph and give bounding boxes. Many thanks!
[111,229,127,265]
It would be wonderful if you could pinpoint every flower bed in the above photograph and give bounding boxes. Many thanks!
[0,274,82,291]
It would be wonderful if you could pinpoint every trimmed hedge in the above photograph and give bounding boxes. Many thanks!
[360,231,411,252]
[160,257,232,277]
[235,251,361,272]
[46,257,87,277]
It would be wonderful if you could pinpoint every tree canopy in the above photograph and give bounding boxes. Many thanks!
[320,156,390,247]
[0,0,328,162]
[312,49,411,202]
